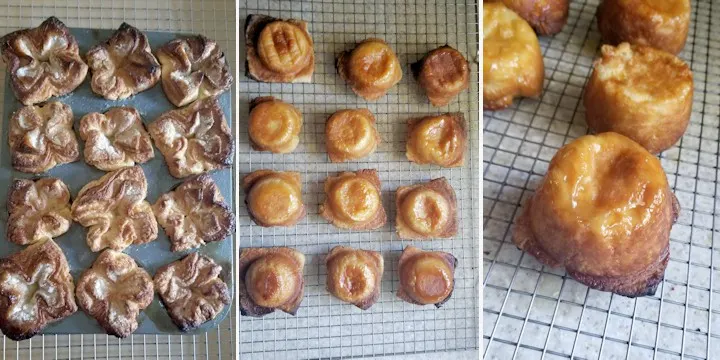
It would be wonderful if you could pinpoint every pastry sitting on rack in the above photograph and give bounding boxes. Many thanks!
[337,38,403,100]
[248,97,303,154]
[325,109,380,162]
[7,178,72,246]
[397,246,457,308]
[406,113,467,167]
[243,170,306,227]
[499,0,569,35]
[0,16,88,105]
[325,246,383,310]
[412,45,470,107]
[239,247,305,317]
[319,170,386,230]
[395,178,458,240]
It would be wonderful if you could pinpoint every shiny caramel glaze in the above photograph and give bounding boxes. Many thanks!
[319,170,387,230]
[245,15,314,83]
[395,178,458,240]
[406,113,467,167]
[243,170,306,227]
[397,246,457,307]
[249,97,302,154]
[325,109,380,162]
[239,247,305,317]
[325,246,383,310]
[412,45,470,106]
[337,38,402,100]
[500,0,569,35]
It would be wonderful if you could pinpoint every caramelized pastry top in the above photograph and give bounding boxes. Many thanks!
[325,246,383,309]
[406,113,467,167]
[398,246,456,307]
[239,247,305,316]
[248,97,302,154]
[243,170,306,227]
[338,38,402,100]
[396,178,458,240]
[414,46,470,106]
[245,15,315,83]
[320,170,387,230]
[325,109,380,162]
[7,178,72,245]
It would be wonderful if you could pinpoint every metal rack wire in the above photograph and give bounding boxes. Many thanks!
[483,0,720,359]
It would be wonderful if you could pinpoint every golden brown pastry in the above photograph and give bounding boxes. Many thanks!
[75,250,153,338]
[157,35,233,107]
[597,0,690,55]
[483,2,544,110]
[248,97,302,154]
[86,23,161,100]
[412,45,470,106]
[245,14,314,83]
[395,178,458,240]
[78,107,155,171]
[148,96,233,178]
[397,246,456,307]
[243,170,306,227]
[154,252,230,331]
[319,170,386,230]
[71,166,158,252]
[406,113,467,167]
[7,178,71,245]
[325,109,380,162]
[0,17,88,105]
[153,174,235,252]
[337,38,402,100]
[499,0,569,35]
[0,239,77,341]
[513,132,679,297]
[584,43,692,154]
[325,246,383,310]
[239,247,305,317]
[8,102,79,173]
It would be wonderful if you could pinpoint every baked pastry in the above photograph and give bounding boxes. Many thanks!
[7,178,71,245]
[337,38,402,100]
[245,14,314,83]
[483,2,544,110]
[397,246,456,307]
[153,174,235,252]
[243,170,306,227]
[325,109,380,162]
[239,247,305,317]
[148,96,233,178]
[157,35,233,107]
[395,178,458,240]
[412,45,470,106]
[0,17,88,105]
[319,170,387,230]
[86,23,161,100]
[75,250,153,338]
[248,97,302,154]
[0,239,76,341]
[71,166,158,252]
[597,0,690,55]
[154,252,230,331]
[584,43,692,154]
[78,107,155,171]
[499,0,569,35]
[8,102,79,173]
[325,246,383,310]
[513,132,679,297]
[406,113,467,167]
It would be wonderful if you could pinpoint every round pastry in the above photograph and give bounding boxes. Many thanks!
[406,113,467,167]
[337,38,403,100]
[239,247,305,317]
[395,178,458,240]
[412,45,470,107]
[500,0,569,35]
[243,170,306,227]
[7,178,72,245]
[483,2,544,110]
[325,246,383,310]
[248,97,303,154]
[319,170,387,230]
[584,43,692,154]
[325,109,380,162]
[513,132,679,297]
[597,0,690,55]
[397,246,457,307]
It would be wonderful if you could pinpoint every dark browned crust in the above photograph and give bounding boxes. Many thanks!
[406,113,467,168]
[238,247,305,317]
[336,38,402,101]
[411,45,470,106]
[395,177,458,240]
[242,170,307,227]
[325,246,383,310]
[396,246,457,308]
[319,169,387,230]
[502,0,569,35]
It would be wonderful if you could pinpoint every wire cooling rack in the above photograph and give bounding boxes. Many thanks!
[238,0,480,359]
[483,0,720,359]
[0,1,236,359]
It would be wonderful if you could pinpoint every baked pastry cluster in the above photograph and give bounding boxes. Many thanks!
[325,246,383,310]
[397,246,456,307]
[7,178,72,245]
[319,170,387,230]
[239,247,305,317]
[325,109,380,162]
[500,0,569,35]
[412,45,470,106]
[245,15,315,83]
[243,170,306,227]
[248,97,303,154]
[396,178,458,240]
[337,38,403,100]
[406,113,467,167]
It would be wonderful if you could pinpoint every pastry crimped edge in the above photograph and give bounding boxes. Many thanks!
[238,247,306,317]
[410,45,470,107]
[406,113,467,168]
[396,246,457,308]
[319,169,387,230]
[6,177,72,245]
[395,177,458,240]
[248,96,303,153]
[325,246,383,310]
[336,38,403,101]
[325,108,380,163]
[242,170,306,227]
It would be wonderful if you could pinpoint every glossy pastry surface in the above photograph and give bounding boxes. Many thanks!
[7,178,71,245]
[406,113,467,167]
[501,0,569,35]
[325,246,383,310]
[337,38,402,100]
[395,177,458,240]
[397,246,456,307]
[413,45,470,106]
[245,14,314,83]
[243,170,306,227]
[239,247,305,317]
[248,97,302,154]
[325,109,380,162]
[319,170,386,230]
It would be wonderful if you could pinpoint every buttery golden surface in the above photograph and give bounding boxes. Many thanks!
[249,97,302,154]
[338,38,402,100]
[239,247,305,317]
[320,170,386,230]
[7,178,72,245]
[415,45,470,106]
[395,178,458,240]
[406,113,467,167]
[397,246,456,307]
[325,109,380,162]
[244,170,305,227]
[325,247,383,309]
[245,15,315,83]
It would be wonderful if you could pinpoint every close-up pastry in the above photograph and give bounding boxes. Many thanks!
[319,170,386,230]
[75,249,153,338]
[8,101,79,173]
[78,107,155,171]
[0,16,88,105]
[86,23,161,100]
[406,113,467,167]
[243,170,306,227]
[513,132,679,297]
[7,178,71,245]
[325,246,383,310]
[148,96,233,178]
[248,97,302,154]
[499,0,569,35]
[584,43,693,154]
[71,166,158,252]
[397,246,457,308]
[412,45,470,107]
[483,2,544,110]
[395,178,458,240]
[239,247,305,317]
[0,239,77,341]
[245,14,314,83]
[153,174,235,252]
[153,252,231,331]
[157,35,233,107]
[337,38,403,100]
[325,109,380,162]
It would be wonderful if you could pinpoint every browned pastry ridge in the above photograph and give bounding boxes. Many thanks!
[71,166,158,252]
[0,17,88,105]
[7,178,72,245]
[500,0,569,35]
[0,239,77,341]
[325,109,380,163]
[325,246,383,310]
[248,97,303,154]
[337,38,402,100]
[397,246,457,308]
[75,249,153,338]
[153,174,235,252]
[412,45,470,107]
[406,113,467,168]
[319,170,387,230]
[8,101,79,173]
[243,170,306,227]
[239,247,305,317]
[153,252,230,331]
[395,178,458,240]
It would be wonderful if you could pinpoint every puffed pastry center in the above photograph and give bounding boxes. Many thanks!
[402,255,453,304]
[348,41,400,87]
[246,254,300,308]
[401,188,450,236]
[328,253,376,302]
[258,21,312,74]
[329,177,381,223]
[250,101,300,147]
[248,177,302,225]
